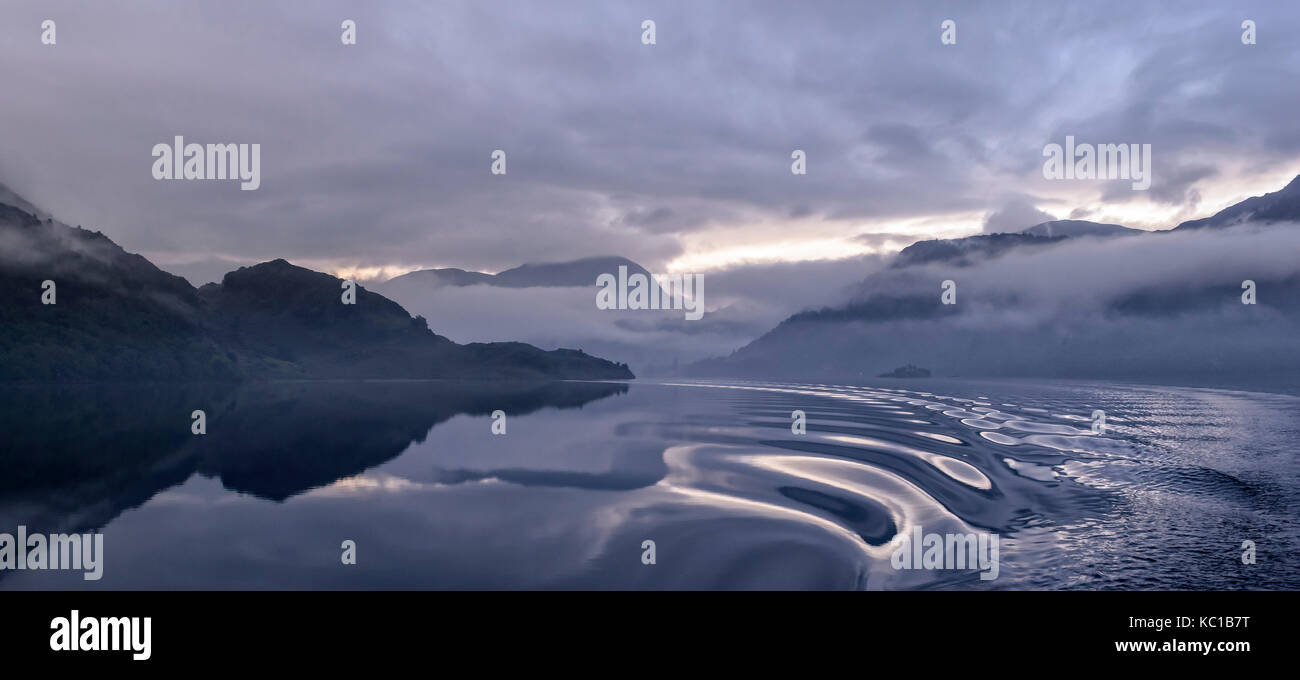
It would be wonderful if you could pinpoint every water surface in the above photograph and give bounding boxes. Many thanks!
[2,378,1296,589]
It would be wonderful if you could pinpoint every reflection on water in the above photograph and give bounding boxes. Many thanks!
[1,378,1296,589]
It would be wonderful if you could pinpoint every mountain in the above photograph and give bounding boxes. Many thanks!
[0,192,633,381]
[891,220,1139,270]
[197,258,457,378]
[383,267,495,288]
[492,256,651,287]
[1020,219,1139,238]
[689,174,1300,387]
[0,201,234,380]
[383,255,652,290]
[891,232,1066,268]
[0,182,49,220]
[1173,174,1300,230]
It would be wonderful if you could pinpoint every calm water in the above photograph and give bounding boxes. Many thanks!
[1,378,1296,589]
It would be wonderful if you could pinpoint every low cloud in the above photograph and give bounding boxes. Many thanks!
[710,223,1300,384]
[982,199,1056,234]
[378,254,879,373]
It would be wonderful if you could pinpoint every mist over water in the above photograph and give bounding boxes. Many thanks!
[696,222,1300,384]
[1,377,1294,590]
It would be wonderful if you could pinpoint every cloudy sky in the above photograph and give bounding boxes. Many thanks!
[1,0,1297,285]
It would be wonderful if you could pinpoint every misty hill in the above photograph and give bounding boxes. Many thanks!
[892,232,1067,268]
[1021,219,1138,238]
[1174,175,1300,230]
[691,175,1300,388]
[384,267,495,288]
[0,195,633,381]
[494,256,651,287]
[0,182,49,220]
[0,202,234,380]
[384,255,652,290]
[892,220,1139,270]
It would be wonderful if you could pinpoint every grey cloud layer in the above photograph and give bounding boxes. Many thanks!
[0,1,1297,273]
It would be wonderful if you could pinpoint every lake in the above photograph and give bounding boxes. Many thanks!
[1,378,1296,589]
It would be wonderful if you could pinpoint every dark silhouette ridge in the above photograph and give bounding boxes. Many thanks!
[0,192,634,382]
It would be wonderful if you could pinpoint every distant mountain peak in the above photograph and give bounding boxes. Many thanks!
[892,232,1066,268]
[239,257,304,273]
[1020,219,1138,238]
[384,255,653,289]
[219,258,333,288]
[1174,173,1300,230]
